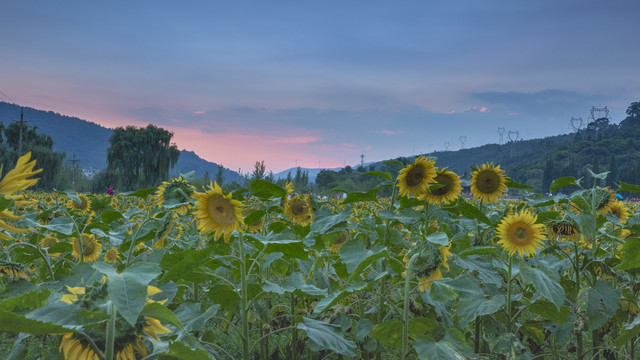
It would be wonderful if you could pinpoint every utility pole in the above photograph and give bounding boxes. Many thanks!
[68,153,80,191]
[15,107,31,156]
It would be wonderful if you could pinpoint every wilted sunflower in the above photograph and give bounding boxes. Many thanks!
[66,193,91,215]
[194,181,244,242]
[421,169,462,204]
[329,231,349,252]
[405,243,451,292]
[603,200,630,224]
[547,219,579,242]
[40,235,60,258]
[496,210,546,257]
[0,260,29,280]
[71,234,103,262]
[153,176,196,214]
[0,152,43,196]
[470,163,508,203]
[396,156,437,198]
[285,194,314,225]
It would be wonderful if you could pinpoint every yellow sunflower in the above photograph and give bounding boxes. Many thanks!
[104,248,120,263]
[66,193,91,215]
[328,231,349,252]
[71,234,103,262]
[285,180,294,199]
[59,333,101,360]
[40,235,61,258]
[496,210,546,257]
[285,194,314,226]
[0,152,43,196]
[470,163,508,203]
[603,200,630,224]
[421,169,462,204]
[396,156,437,198]
[194,181,244,242]
[153,176,196,214]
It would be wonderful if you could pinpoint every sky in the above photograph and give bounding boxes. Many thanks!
[1,1,639,173]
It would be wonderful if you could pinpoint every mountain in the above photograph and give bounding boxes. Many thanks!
[0,101,239,181]
[274,166,343,183]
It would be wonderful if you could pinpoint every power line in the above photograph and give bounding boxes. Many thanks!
[0,89,16,104]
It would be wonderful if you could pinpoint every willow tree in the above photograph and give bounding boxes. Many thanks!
[106,124,180,190]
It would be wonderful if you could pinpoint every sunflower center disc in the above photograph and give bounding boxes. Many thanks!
[431,174,451,196]
[513,227,529,245]
[291,200,308,216]
[406,166,425,187]
[208,195,236,225]
[478,171,499,193]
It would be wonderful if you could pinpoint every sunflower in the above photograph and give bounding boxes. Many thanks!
[40,235,61,258]
[153,176,196,214]
[396,156,437,198]
[405,243,451,292]
[285,194,314,226]
[0,152,43,196]
[194,181,244,242]
[421,169,462,204]
[66,193,91,215]
[329,231,349,252]
[496,210,546,257]
[104,248,120,263]
[71,234,103,262]
[547,219,579,242]
[59,333,100,360]
[285,180,294,198]
[470,163,508,203]
[243,208,264,233]
[603,200,630,224]
[0,260,29,280]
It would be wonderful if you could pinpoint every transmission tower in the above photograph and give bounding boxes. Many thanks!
[68,153,80,191]
[508,130,520,157]
[360,153,365,166]
[497,127,505,145]
[590,106,609,121]
[459,136,467,149]
[443,142,450,151]
[570,117,583,132]
[13,107,31,156]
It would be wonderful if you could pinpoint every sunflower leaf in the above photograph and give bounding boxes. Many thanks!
[618,182,640,194]
[364,171,392,181]
[519,260,565,308]
[549,177,580,193]
[616,238,640,273]
[249,179,286,199]
[122,187,157,200]
[93,261,161,327]
[342,189,379,204]
[505,178,535,189]
[413,329,475,360]
[298,317,357,356]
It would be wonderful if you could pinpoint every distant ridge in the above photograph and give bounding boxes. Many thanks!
[0,101,240,182]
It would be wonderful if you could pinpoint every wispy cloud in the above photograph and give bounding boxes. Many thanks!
[369,129,406,135]
[443,106,488,115]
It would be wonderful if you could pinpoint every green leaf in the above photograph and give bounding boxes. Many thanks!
[252,238,308,260]
[0,289,50,312]
[519,260,565,308]
[383,160,404,167]
[505,178,535,189]
[141,302,184,330]
[35,216,75,235]
[413,329,475,360]
[615,324,640,348]
[446,199,492,226]
[364,171,392,181]
[369,319,403,348]
[297,317,357,356]
[430,281,458,303]
[152,334,216,360]
[339,239,388,283]
[343,189,379,204]
[313,273,387,315]
[173,303,220,332]
[378,208,422,224]
[0,196,15,212]
[26,303,109,328]
[93,261,161,326]
[453,257,502,286]
[618,182,640,194]
[549,176,580,193]
[426,232,449,246]
[244,209,265,227]
[581,280,621,330]
[457,295,506,324]
[617,238,640,272]
[160,247,214,282]
[528,300,570,324]
[263,272,328,298]
[249,179,286,199]
[587,168,609,180]
[123,187,157,200]
[356,319,374,341]
[0,310,74,334]
[309,209,351,235]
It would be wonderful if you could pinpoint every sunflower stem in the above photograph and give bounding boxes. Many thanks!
[238,234,250,360]
[125,218,153,268]
[104,301,116,360]
[574,241,583,360]
[291,292,299,360]
[506,255,513,334]
[474,316,481,354]
[402,253,418,360]
[5,242,55,281]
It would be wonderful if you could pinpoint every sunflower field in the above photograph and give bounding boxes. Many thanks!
[3,153,640,360]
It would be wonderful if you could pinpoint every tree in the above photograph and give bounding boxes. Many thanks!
[216,164,225,185]
[252,160,266,180]
[203,170,211,183]
[607,155,618,188]
[106,124,180,190]
[0,122,64,189]
[316,169,337,190]
[620,101,640,129]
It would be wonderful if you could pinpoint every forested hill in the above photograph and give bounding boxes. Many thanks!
[316,101,640,193]
[0,101,239,181]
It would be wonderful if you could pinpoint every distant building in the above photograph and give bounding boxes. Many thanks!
[82,167,100,179]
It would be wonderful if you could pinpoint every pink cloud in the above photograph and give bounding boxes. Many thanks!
[443,106,489,114]
[369,129,405,135]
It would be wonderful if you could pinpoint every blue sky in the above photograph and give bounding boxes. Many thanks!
[1,1,639,172]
